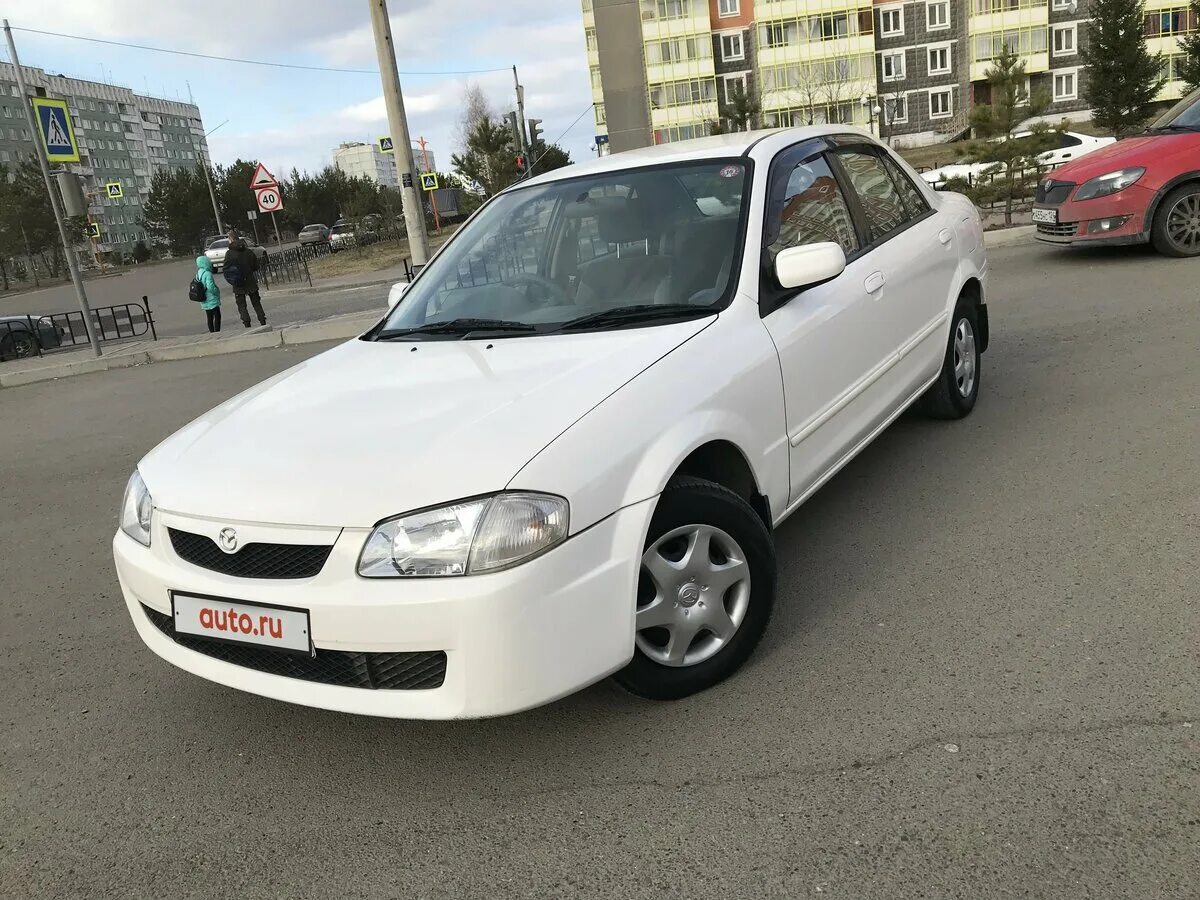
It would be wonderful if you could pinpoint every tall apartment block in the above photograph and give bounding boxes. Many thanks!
[0,62,209,253]
[583,0,1198,152]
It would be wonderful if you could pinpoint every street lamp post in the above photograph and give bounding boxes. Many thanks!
[199,119,229,237]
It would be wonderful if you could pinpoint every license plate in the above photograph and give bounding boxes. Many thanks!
[172,592,311,654]
[1031,207,1058,224]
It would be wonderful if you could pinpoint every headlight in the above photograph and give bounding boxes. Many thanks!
[358,493,569,577]
[120,471,153,546]
[1074,167,1145,201]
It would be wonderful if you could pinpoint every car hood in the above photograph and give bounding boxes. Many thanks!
[1046,134,1183,183]
[139,319,713,527]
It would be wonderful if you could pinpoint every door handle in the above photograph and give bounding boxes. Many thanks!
[938,228,953,245]
[864,271,885,294]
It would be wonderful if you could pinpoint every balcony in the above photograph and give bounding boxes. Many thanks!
[649,100,719,128]
[645,58,716,84]
[760,77,876,112]
[640,11,711,41]
[756,0,873,23]
[970,6,1049,33]
[971,50,1047,80]
[756,34,875,68]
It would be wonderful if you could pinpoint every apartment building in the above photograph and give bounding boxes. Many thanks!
[0,62,209,253]
[583,0,1197,152]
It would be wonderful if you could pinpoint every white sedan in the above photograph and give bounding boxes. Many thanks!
[922,130,1115,188]
[115,126,989,719]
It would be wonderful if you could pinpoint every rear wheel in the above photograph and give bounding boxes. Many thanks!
[0,330,38,360]
[920,297,981,419]
[613,477,775,700]
[1150,183,1200,258]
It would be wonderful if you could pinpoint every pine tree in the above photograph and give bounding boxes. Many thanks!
[1177,0,1200,91]
[719,83,761,133]
[966,47,1059,227]
[1081,0,1166,137]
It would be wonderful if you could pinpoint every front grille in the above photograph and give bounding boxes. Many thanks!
[1037,221,1079,238]
[1035,180,1075,205]
[169,528,332,579]
[142,605,447,690]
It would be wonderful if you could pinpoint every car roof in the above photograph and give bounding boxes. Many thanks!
[514,125,869,190]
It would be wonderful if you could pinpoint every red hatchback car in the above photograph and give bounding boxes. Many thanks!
[1033,88,1200,257]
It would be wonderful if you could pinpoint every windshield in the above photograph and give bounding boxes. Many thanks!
[375,159,749,338]
[301,225,324,233]
[1150,88,1200,129]
[207,238,229,249]
[330,225,351,236]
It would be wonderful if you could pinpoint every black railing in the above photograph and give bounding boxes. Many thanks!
[0,296,157,361]
[259,249,312,289]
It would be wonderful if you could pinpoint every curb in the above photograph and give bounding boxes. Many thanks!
[0,313,379,390]
[271,276,400,297]
[983,225,1036,248]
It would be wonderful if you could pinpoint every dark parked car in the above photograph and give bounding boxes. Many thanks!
[0,315,64,361]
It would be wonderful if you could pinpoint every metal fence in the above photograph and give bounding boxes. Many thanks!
[259,249,312,289]
[924,161,1062,209]
[0,296,157,362]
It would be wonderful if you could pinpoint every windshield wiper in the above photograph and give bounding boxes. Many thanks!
[553,304,715,332]
[374,318,538,340]
[1147,124,1200,133]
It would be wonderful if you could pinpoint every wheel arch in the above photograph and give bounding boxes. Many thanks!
[667,439,772,530]
[1143,170,1200,234]
[958,276,987,352]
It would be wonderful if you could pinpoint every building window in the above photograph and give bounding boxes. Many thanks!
[590,66,602,90]
[927,1,950,30]
[1051,0,1071,8]
[721,33,744,61]
[1144,7,1194,36]
[718,0,739,16]
[1052,24,1076,56]
[595,102,606,126]
[929,88,952,118]
[883,94,908,124]
[723,73,748,104]
[882,50,906,81]
[1053,70,1077,101]
[648,36,711,63]
[649,78,716,108]
[1,106,10,118]
[928,45,951,75]
[879,7,904,36]
[973,27,1048,62]
[586,28,597,52]
[655,0,690,19]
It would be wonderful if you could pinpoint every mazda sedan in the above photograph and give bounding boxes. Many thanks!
[115,126,989,718]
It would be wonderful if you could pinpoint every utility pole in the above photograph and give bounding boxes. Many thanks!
[195,108,228,237]
[368,0,429,267]
[4,19,101,357]
[417,136,440,234]
[513,65,530,160]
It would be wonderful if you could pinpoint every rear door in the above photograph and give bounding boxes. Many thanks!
[828,142,955,394]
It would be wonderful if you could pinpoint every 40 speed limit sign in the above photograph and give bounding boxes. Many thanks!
[255,186,283,213]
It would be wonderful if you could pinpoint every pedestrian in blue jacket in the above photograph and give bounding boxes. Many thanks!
[195,255,221,332]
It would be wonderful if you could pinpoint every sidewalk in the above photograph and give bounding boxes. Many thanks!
[0,309,380,390]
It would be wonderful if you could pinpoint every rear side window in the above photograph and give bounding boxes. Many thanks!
[879,153,930,220]
[833,149,911,240]
[766,156,859,260]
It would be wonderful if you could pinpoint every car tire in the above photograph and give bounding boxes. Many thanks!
[0,330,37,360]
[613,476,776,701]
[919,296,981,420]
[1150,182,1200,258]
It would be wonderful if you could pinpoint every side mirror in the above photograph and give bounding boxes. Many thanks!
[774,242,846,290]
[386,281,409,309]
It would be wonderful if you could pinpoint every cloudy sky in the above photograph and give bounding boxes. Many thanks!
[2,1,596,177]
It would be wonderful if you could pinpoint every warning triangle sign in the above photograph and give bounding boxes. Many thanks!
[249,162,278,189]
[46,109,71,148]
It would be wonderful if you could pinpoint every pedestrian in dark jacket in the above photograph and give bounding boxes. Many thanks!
[222,229,267,328]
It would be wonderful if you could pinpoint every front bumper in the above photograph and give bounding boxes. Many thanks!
[1033,183,1154,246]
[114,498,656,719]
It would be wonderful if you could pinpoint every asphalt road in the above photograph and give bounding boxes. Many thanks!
[0,255,394,341]
[1,242,1197,899]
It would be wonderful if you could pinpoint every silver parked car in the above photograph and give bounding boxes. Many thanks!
[298,224,330,245]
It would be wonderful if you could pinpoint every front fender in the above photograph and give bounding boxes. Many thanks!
[507,304,789,535]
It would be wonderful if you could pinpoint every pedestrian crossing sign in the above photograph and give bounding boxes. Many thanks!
[86,222,101,239]
[378,136,394,154]
[420,173,439,191]
[31,98,80,163]
[106,182,123,199]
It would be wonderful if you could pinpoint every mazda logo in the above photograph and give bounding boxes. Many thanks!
[217,527,238,553]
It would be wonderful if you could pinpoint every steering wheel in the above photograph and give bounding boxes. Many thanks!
[501,272,571,307]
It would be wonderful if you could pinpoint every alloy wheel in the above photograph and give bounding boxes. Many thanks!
[635,524,751,668]
[1165,194,1200,253]
[953,318,976,398]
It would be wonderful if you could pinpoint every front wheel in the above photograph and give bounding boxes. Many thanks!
[613,477,775,700]
[1150,183,1200,258]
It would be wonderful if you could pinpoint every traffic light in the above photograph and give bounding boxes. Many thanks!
[527,118,543,147]
[505,111,521,153]
[515,153,526,173]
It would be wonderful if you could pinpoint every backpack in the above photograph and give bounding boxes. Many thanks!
[223,258,246,289]
[188,277,206,303]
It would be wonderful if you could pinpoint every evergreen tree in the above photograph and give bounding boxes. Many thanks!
[1176,0,1200,91]
[966,47,1059,226]
[719,83,761,132]
[451,118,523,198]
[1081,0,1166,137]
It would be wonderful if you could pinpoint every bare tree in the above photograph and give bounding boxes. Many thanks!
[455,82,496,153]
[818,58,856,125]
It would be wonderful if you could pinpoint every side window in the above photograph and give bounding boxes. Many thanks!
[833,149,913,240]
[879,153,930,220]
[1057,132,1083,149]
[766,155,859,260]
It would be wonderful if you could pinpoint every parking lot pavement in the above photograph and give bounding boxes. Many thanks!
[1,243,1196,899]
